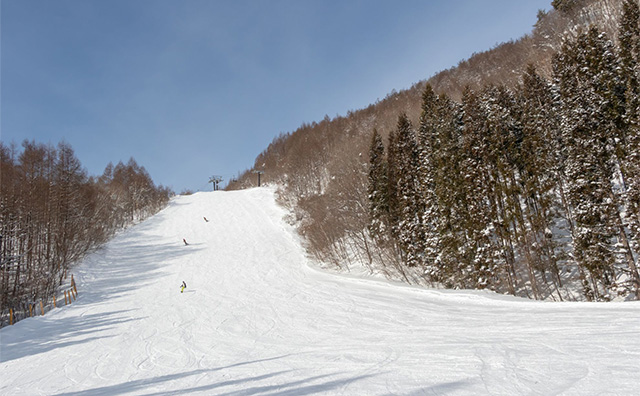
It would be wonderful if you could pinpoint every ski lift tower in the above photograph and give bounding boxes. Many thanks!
[252,170,264,187]
[209,175,224,191]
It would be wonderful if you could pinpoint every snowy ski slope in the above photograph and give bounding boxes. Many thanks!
[1,188,639,395]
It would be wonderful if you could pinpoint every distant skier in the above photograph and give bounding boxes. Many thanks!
[203,216,209,222]
[183,238,189,246]
[180,281,187,293]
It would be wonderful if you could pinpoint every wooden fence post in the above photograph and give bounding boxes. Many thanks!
[53,295,57,308]
[40,301,45,316]
[64,290,68,305]
[10,309,13,325]
[71,288,76,301]
[29,304,33,317]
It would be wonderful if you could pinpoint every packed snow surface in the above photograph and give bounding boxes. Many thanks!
[2,188,639,395]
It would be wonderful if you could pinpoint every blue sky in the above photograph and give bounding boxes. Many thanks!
[1,0,551,193]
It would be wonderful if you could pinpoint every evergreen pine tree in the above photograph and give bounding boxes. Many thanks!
[386,129,401,241]
[394,114,425,268]
[368,129,388,240]
[417,85,443,282]
[429,92,468,288]
[554,28,623,300]
[618,0,640,298]
[481,84,533,297]
[459,87,502,289]
[519,65,566,299]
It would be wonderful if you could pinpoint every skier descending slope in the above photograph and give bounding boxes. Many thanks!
[180,281,187,293]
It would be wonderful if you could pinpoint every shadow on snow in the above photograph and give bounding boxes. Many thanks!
[1,229,201,363]
[0,310,142,363]
[50,354,378,396]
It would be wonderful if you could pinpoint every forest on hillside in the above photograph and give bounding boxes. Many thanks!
[228,0,640,301]
[0,141,171,324]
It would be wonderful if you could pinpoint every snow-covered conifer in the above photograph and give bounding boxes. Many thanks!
[417,85,444,282]
[458,87,502,290]
[617,0,640,298]
[554,28,624,300]
[394,114,425,268]
[368,129,388,239]
[519,65,566,300]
